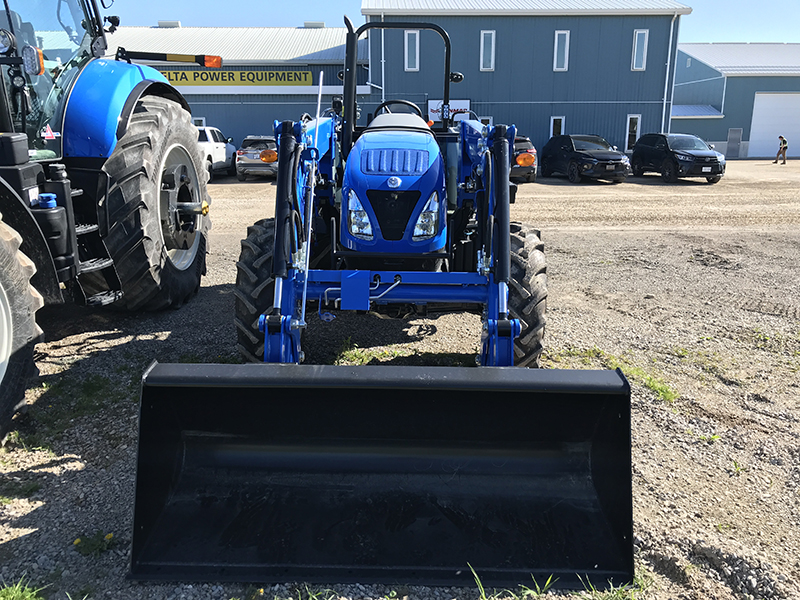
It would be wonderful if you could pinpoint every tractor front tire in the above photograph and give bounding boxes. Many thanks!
[508,222,547,368]
[87,96,210,311]
[234,218,275,362]
[0,215,43,438]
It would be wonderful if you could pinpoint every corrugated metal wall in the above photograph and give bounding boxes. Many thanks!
[367,13,681,151]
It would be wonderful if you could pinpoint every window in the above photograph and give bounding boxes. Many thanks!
[632,29,649,71]
[550,116,564,137]
[626,114,641,152]
[553,31,569,71]
[192,117,206,127]
[405,30,419,72]
[480,30,495,71]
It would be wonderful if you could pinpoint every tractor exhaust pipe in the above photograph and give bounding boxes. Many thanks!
[131,362,633,590]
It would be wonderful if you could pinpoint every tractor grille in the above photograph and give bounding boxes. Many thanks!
[366,190,421,241]
[361,149,428,175]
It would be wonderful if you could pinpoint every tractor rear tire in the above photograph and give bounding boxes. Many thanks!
[85,96,210,311]
[234,218,275,362]
[508,222,547,368]
[0,214,43,438]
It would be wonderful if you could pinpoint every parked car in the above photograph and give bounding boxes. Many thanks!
[197,126,236,180]
[511,135,537,183]
[631,133,725,184]
[236,135,278,181]
[540,134,631,183]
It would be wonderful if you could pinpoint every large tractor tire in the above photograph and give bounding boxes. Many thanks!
[508,222,547,368]
[0,214,43,438]
[84,96,210,311]
[234,218,275,362]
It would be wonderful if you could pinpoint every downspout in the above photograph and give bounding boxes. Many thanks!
[381,12,386,103]
[661,12,678,133]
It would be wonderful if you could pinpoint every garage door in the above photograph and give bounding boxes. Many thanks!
[749,93,800,158]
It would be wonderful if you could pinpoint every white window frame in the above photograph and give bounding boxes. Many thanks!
[553,30,570,72]
[480,30,495,71]
[550,116,565,137]
[625,114,641,152]
[405,30,419,72]
[632,29,649,71]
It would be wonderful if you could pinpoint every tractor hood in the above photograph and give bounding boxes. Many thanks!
[342,126,446,252]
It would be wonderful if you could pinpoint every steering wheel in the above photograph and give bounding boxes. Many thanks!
[374,99,423,117]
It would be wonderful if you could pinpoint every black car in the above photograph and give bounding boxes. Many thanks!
[631,133,726,184]
[511,135,537,183]
[540,134,631,183]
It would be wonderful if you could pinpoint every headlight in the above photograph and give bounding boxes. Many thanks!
[347,190,373,240]
[412,191,439,241]
[621,155,630,164]
[675,152,693,161]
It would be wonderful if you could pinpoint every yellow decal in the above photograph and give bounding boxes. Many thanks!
[159,69,312,86]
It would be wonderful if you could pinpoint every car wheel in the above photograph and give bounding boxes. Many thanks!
[632,158,644,177]
[205,159,214,182]
[227,159,236,177]
[567,162,583,184]
[661,159,678,183]
[540,164,552,178]
[237,172,247,182]
[706,176,721,184]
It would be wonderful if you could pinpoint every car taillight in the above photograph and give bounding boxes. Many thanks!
[237,150,245,155]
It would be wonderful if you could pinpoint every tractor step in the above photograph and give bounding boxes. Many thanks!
[78,257,113,273]
[75,223,99,235]
[85,290,123,306]
[131,363,633,589]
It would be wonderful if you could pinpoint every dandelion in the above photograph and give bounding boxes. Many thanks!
[105,533,113,541]
[73,538,81,545]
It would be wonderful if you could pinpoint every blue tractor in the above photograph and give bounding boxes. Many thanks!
[0,0,214,436]
[132,19,633,591]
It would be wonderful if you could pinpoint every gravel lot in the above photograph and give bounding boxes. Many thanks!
[1,160,799,599]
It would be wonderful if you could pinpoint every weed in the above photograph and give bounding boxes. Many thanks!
[0,576,46,600]
[573,573,646,599]
[0,479,41,503]
[732,460,747,475]
[520,574,558,596]
[698,434,721,444]
[72,530,115,556]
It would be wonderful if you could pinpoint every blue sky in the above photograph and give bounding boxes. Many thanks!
[104,0,800,43]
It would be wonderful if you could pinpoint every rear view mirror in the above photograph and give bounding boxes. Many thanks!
[449,72,464,83]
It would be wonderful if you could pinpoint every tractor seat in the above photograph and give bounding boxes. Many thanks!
[365,112,432,133]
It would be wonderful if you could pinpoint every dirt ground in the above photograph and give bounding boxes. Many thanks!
[1,160,799,599]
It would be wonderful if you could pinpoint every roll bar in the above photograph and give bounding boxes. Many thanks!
[342,16,454,158]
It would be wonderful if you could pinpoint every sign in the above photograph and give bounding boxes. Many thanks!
[159,69,313,86]
[427,99,471,122]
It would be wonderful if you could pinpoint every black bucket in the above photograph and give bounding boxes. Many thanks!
[131,363,632,590]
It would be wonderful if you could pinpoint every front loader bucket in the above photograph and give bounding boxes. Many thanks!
[131,363,632,590]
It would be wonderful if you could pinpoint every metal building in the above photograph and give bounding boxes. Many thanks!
[104,22,370,146]
[104,0,691,152]
[672,43,800,158]
[360,0,691,152]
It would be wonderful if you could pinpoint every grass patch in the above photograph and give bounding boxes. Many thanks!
[546,346,679,402]
[0,577,46,600]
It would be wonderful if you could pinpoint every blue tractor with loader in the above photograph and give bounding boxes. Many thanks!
[0,0,215,437]
[132,18,633,591]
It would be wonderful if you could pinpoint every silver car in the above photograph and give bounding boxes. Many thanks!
[236,136,278,181]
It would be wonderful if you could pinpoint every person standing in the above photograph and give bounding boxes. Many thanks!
[774,135,788,164]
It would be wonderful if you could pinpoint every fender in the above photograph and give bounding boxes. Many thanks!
[0,178,62,305]
[62,59,190,159]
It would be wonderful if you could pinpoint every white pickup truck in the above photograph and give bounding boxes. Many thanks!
[197,126,236,180]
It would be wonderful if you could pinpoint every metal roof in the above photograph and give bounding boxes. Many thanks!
[362,0,691,16]
[680,43,800,76]
[104,27,367,65]
[671,105,723,118]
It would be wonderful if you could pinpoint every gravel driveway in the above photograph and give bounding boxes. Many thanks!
[1,160,798,600]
